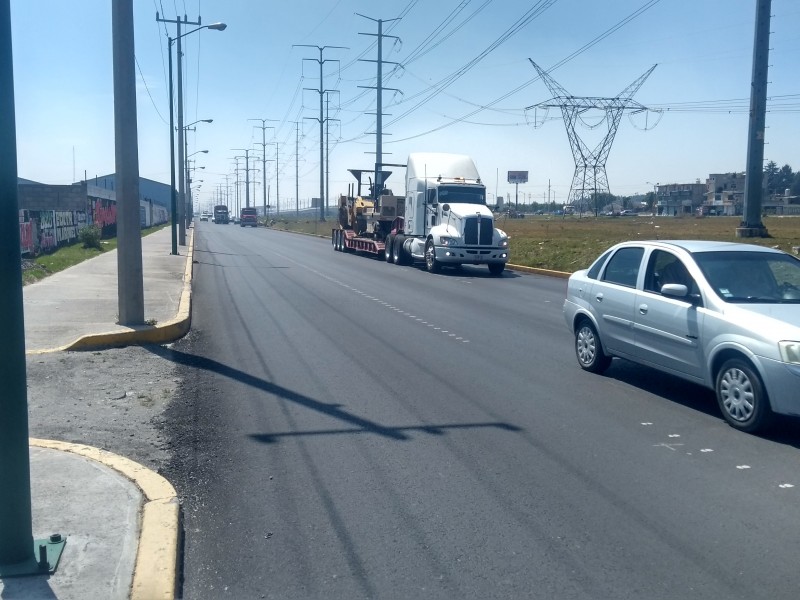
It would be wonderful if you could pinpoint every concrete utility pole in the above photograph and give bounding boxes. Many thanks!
[293,121,300,216]
[738,0,771,238]
[249,118,276,218]
[324,93,340,214]
[232,149,255,208]
[357,14,400,199]
[114,0,145,325]
[0,0,34,571]
[294,44,347,221]
[231,156,241,216]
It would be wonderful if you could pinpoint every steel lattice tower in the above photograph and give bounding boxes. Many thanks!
[527,60,656,208]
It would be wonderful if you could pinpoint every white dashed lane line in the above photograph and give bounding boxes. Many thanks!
[299,262,470,343]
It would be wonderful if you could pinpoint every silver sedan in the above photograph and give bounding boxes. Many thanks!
[563,240,800,433]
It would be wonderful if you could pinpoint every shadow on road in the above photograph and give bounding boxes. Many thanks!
[603,358,800,447]
[148,345,522,444]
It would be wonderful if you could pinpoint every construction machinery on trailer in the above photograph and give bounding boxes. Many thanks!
[332,153,509,275]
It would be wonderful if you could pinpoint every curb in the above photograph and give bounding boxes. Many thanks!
[29,438,179,600]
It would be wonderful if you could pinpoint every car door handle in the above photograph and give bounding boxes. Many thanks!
[595,293,603,302]
[639,304,648,314]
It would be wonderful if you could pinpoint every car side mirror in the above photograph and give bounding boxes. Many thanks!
[661,283,689,298]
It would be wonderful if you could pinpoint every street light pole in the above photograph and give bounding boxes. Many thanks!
[167,39,178,254]
[183,121,210,227]
[156,12,226,244]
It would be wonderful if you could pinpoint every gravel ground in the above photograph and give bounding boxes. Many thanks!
[26,342,182,474]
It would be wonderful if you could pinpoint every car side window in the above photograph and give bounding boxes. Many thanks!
[587,249,612,280]
[601,247,644,288]
[645,250,695,294]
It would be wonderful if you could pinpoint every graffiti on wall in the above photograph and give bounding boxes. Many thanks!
[20,196,169,255]
[19,210,34,255]
[37,211,57,252]
[90,197,117,238]
[54,210,86,245]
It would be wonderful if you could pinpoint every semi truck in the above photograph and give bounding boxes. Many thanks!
[213,204,229,224]
[332,152,509,275]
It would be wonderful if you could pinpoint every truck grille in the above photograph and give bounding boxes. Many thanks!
[464,216,493,245]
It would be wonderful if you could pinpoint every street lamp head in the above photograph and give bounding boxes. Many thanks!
[207,22,227,31]
[202,119,213,123]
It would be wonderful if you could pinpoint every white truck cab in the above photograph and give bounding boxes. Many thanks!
[394,153,509,275]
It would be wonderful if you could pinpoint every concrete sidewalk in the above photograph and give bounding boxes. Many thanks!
[24,225,193,353]
[1,225,193,599]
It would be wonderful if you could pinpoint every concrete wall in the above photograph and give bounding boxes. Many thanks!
[18,181,169,256]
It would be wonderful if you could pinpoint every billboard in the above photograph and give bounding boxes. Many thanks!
[507,171,528,184]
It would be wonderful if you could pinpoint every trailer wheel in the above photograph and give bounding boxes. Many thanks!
[392,235,407,265]
[425,239,441,273]
[385,235,395,263]
[331,229,336,249]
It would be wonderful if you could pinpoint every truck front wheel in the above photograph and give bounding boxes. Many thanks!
[425,240,441,273]
[488,262,505,276]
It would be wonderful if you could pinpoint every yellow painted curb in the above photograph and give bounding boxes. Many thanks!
[506,263,572,278]
[29,438,180,600]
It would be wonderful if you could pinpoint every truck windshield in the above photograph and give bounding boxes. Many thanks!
[438,186,486,205]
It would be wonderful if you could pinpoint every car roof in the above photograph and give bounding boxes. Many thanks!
[621,240,784,255]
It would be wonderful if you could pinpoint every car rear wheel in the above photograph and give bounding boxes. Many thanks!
[716,358,773,433]
[575,319,611,373]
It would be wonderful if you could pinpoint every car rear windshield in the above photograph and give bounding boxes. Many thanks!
[694,251,800,303]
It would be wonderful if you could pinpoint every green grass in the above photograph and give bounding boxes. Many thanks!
[268,214,800,273]
[22,223,169,285]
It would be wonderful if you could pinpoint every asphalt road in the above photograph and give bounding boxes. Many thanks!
[163,221,800,600]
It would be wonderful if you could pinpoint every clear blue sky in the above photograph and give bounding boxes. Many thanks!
[10,0,800,211]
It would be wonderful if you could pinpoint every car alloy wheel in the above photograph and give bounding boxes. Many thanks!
[716,358,772,432]
[575,320,611,374]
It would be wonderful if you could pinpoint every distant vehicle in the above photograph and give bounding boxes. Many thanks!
[563,240,800,433]
[620,209,635,216]
[240,207,258,227]
[199,212,210,221]
[213,205,229,224]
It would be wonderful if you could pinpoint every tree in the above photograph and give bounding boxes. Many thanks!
[791,171,800,197]
[764,161,794,197]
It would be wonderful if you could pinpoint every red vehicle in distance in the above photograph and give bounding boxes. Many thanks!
[240,207,258,227]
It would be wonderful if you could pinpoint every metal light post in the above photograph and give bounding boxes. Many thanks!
[156,12,225,248]
[184,121,211,228]
[186,154,206,218]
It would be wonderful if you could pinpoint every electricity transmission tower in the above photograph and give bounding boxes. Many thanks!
[527,60,657,211]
